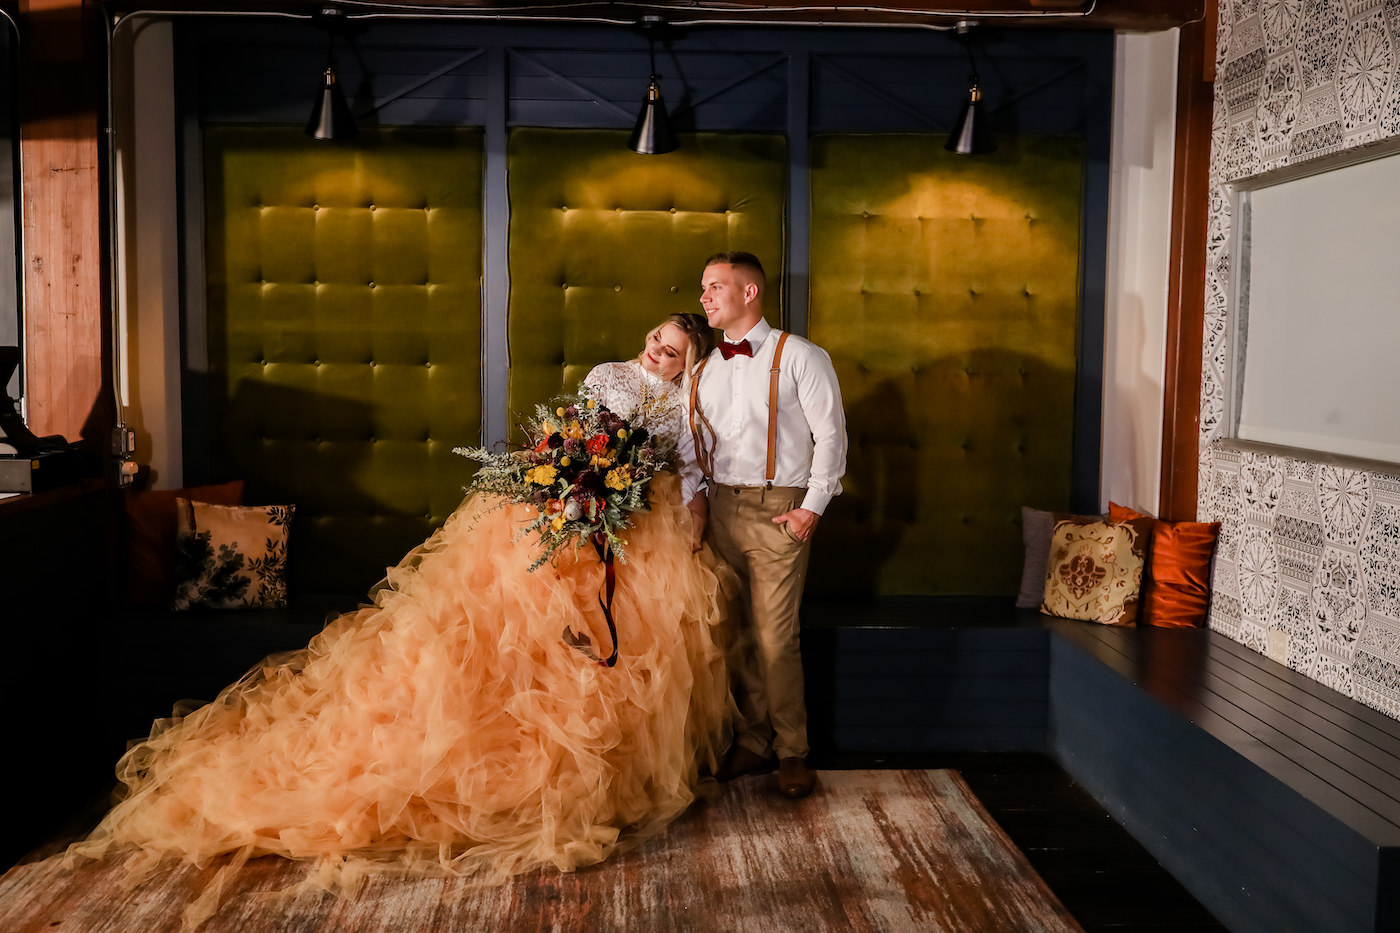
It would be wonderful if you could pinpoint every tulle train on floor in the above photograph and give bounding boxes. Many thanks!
[64,472,733,922]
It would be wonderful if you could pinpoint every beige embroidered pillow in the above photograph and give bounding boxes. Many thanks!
[171,499,294,610]
[1040,517,1151,625]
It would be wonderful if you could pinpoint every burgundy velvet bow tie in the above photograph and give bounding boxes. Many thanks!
[719,339,753,360]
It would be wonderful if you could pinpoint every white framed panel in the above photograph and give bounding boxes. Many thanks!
[1230,142,1400,467]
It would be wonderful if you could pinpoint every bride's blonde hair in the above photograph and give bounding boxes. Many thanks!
[644,313,716,393]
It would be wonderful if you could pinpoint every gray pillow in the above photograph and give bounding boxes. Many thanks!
[1016,506,1055,608]
[1016,506,1107,608]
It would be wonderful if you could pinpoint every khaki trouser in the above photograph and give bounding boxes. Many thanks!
[707,483,811,760]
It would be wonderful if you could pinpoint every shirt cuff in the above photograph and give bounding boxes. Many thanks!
[800,489,834,515]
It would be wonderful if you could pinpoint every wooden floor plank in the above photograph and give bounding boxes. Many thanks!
[0,770,1081,933]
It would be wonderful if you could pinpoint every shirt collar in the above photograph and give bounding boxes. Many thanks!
[725,317,773,348]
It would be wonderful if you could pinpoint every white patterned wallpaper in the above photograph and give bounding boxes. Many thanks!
[1201,0,1400,718]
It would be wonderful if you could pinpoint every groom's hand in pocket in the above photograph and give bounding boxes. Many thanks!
[687,494,709,552]
[774,508,818,542]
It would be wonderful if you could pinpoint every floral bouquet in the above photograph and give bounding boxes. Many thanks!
[453,388,676,572]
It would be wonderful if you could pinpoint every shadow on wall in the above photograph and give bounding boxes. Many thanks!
[809,349,1076,597]
[192,375,470,599]
[809,375,915,595]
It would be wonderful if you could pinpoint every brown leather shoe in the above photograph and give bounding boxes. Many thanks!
[778,757,815,798]
[715,745,774,782]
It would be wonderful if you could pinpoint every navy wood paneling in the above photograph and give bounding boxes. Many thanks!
[183,22,1111,136]
[802,601,1051,754]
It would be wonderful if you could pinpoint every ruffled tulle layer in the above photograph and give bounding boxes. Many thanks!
[66,473,732,915]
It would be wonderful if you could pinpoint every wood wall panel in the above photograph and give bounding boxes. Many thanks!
[1157,2,1216,521]
[18,0,108,446]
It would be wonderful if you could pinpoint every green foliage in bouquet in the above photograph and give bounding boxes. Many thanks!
[454,388,677,570]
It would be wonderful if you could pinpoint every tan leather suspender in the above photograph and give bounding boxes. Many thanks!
[688,356,716,481]
[689,331,789,489]
[765,332,790,486]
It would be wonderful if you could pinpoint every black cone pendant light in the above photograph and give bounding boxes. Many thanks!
[629,18,678,154]
[630,77,677,154]
[307,66,357,141]
[307,9,358,141]
[945,22,994,155]
[945,77,993,155]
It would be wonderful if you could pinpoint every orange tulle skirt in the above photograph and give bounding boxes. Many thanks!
[64,473,733,919]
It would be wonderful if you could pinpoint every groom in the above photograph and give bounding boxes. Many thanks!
[687,251,847,799]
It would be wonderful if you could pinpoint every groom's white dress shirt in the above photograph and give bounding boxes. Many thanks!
[690,317,847,515]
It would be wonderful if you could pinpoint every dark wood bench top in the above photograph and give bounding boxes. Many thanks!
[1051,620,1400,849]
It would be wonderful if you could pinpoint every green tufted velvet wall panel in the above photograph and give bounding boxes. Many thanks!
[202,127,483,597]
[807,135,1084,596]
[506,128,786,416]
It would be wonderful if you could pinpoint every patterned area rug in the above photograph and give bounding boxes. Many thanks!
[0,770,1080,932]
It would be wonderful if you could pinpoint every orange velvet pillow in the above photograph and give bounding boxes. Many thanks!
[125,480,245,609]
[1108,502,1220,628]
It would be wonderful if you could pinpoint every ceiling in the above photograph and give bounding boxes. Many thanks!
[98,0,1207,32]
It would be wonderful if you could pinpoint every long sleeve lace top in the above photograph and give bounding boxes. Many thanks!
[584,360,702,503]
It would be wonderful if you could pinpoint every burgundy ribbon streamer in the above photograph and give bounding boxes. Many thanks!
[593,535,619,668]
[561,533,620,668]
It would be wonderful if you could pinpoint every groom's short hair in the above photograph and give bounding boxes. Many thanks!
[704,251,766,287]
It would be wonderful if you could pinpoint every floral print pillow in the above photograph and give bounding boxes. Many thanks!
[1040,517,1151,625]
[171,499,294,610]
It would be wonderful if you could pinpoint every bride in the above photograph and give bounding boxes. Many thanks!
[65,313,730,921]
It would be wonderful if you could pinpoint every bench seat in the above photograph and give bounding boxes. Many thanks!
[1050,622,1400,933]
[96,597,356,755]
[799,598,1400,933]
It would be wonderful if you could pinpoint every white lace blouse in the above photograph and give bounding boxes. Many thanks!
[583,360,701,503]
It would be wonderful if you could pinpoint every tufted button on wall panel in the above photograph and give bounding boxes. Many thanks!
[505,127,786,414]
[807,133,1084,596]
[202,126,483,597]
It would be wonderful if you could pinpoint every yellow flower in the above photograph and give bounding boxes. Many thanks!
[556,407,565,417]
[586,399,596,409]
[543,420,557,436]
[560,456,571,467]
[566,420,584,440]
[605,467,632,491]
[526,465,558,486]
[617,428,629,441]
[590,455,613,469]
[551,513,565,533]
